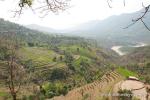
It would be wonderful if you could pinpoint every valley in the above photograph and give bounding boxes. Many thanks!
[111,42,149,56]
[0,8,150,100]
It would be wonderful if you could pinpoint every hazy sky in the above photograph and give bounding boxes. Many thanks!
[0,0,150,29]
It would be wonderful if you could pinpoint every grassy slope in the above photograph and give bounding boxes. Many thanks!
[0,44,116,99]
[116,67,138,78]
[60,45,96,58]
[19,47,61,67]
[18,45,97,68]
[120,46,135,53]
[0,92,8,97]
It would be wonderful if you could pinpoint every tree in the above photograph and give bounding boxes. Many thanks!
[28,42,34,47]
[64,52,74,64]
[59,56,63,61]
[0,33,26,100]
[77,48,80,52]
[50,68,67,81]
[52,56,57,62]
[11,0,70,17]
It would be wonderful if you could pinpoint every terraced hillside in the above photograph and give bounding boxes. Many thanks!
[0,31,118,99]
[50,71,123,100]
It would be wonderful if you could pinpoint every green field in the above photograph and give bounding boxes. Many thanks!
[0,92,8,97]
[19,47,61,67]
[116,67,138,78]
[60,45,96,58]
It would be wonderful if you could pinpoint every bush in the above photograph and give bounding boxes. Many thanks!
[50,68,67,81]
[23,59,35,72]
[52,57,57,62]
[28,42,34,47]
[43,82,68,98]
[118,89,133,100]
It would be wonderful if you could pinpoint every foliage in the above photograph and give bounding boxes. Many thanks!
[64,52,74,64]
[21,59,35,72]
[0,18,118,99]
[43,82,68,98]
[116,67,138,78]
[124,61,150,83]
[50,68,67,81]
[118,89,133,100]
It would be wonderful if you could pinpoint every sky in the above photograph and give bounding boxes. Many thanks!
[0,0,150,29]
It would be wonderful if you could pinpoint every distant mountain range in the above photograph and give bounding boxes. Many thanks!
[26,9,150,47]
[0,8,149,48]
[25,24,58,33]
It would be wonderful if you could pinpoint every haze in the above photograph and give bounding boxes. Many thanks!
[0,0,150,29]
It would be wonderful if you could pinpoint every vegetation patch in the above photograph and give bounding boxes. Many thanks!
[0,92,8,97]
[116,67,138,78]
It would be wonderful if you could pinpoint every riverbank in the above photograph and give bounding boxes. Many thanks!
[111,43,148,56]
[111,46,125,56]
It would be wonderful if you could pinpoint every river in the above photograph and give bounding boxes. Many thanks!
[111,43,148,56]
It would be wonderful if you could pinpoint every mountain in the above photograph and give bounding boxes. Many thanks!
[66,10,150,47]
[0,17,121,100]
[121,46,150,64]
[26,24,58,33]
[0,18,41,35]
[25,9,150,48]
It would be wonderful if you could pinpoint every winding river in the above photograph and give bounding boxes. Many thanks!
[111,43,148,56]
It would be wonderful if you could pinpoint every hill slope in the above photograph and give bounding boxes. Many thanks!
[26,9,150,47]
[0,18,119,99]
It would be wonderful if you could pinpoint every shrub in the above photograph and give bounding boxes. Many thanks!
[43,82,68,98]
[118,89,133,100]
[50,68,67,81]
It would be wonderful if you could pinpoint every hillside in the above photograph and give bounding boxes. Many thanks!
[0,19,119,99]
[26,9,150,48]
[65,9,150,47]
[0,13,150,100]
[26,24,57,34]
[121,46,150,64]
[118,46,150,87]
[51,71,123,100]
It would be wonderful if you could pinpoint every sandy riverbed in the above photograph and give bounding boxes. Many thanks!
[111,42,148,56]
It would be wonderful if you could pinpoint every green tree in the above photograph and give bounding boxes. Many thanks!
[77,48,80,52]
[59,56,63,61]
[64,52,74,64]
[50,68,67,81]
[52,57,57,62]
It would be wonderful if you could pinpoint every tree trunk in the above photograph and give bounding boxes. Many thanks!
[12,93,17,100]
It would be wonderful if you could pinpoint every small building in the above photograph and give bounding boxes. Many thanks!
[128,76,139,81]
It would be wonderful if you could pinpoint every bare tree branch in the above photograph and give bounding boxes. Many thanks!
[124,4,150,31]
[0,32,26,100]
[141,19,150,31]
[107,0,112,8]
[123,0,125,7]
[12,0,70,17]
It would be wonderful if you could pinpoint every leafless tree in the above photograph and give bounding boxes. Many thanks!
[107,0,150,31]
[11,0,70,17]
[0,32,26,100]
